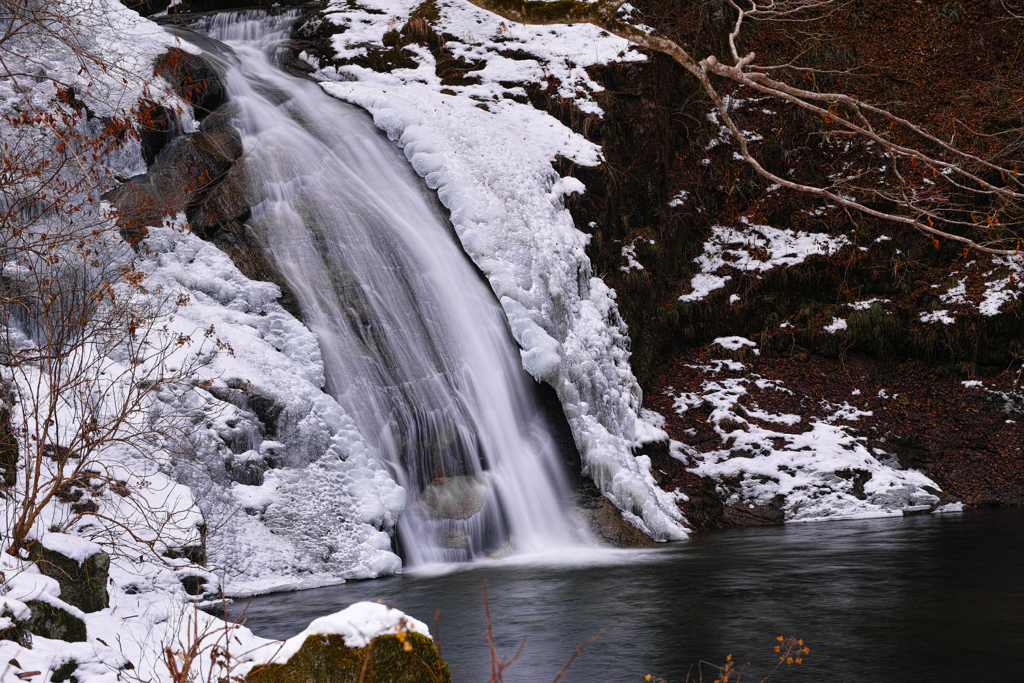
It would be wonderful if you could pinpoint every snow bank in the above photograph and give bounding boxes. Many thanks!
[142,223,405,594]
[309,0,686,540]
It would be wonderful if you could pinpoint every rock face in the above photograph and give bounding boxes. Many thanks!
[27,539,109,613]
[124,0,312,17]
[24,600,87,642]
[418,476,487,520]
[108,47,300,316]
[246,633,451,683]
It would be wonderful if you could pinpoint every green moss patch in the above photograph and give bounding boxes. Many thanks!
[246,632,451,683]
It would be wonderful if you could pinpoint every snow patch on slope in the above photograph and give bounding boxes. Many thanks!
[666,349,944,521]
[679,217,849,302]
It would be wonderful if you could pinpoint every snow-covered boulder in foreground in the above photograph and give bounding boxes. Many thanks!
[308,0,687,541]
[240,603,449,683]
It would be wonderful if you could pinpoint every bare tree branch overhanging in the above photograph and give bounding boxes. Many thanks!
[463,0,1024,255]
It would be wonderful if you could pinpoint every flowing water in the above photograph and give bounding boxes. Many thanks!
[174,15,1024,682]
[230,509,1024,683]
[187,12,582,565]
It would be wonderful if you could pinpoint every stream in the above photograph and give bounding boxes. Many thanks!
[230,509,1024,683]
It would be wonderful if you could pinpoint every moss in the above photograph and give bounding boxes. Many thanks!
[25,600,87,642]
[246,632,451,683]
[27,540,109,613]
[51,659,79,683]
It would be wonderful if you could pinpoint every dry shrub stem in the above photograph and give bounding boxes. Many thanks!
[481,580,597,683]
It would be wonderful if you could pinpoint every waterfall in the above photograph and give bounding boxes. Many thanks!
[188,11,583,565]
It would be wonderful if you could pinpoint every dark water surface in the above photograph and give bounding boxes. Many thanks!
[230,509,1024,682]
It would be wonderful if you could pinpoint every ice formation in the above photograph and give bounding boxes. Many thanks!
[307,0,688,540]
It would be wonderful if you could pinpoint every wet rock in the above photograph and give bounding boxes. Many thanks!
[576,494,656,547]
[419,476,487,520]
[24,600,87,643]
[246,632,450,683]
[27,535,109,613]
[724,502,786,526]
[441,529,469,550]
[153,47,226,120]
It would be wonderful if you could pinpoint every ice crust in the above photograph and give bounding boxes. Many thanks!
[311,0,687,540]
[143,224,406,594]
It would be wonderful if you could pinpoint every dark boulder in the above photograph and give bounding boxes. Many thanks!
[24,600,87,643]
[138,100,178,165]
[27,535,110,613]
[153,48,226,121]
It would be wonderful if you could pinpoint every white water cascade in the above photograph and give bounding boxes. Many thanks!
[189,11,584,566]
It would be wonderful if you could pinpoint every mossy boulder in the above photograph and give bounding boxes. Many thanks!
[25,600,87,642]
[51,660,79,683]
[246,632,451,683]
[27,535,109,613]
[0,604,32,649]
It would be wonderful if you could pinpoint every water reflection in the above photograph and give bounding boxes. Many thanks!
[230,510,1024,682]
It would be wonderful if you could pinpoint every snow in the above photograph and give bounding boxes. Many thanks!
[667,349,944,522]
[620,237,654,273]
[679,217,849,302]
[978,255,1024,316]
[311,0,687,540]
[824,317,848,333]
[255,602,430,664]
[37,533,103,565]
[847,298,890,310]
[668,190,689,207]
[714,336,756,351]
[920,309,956,325]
